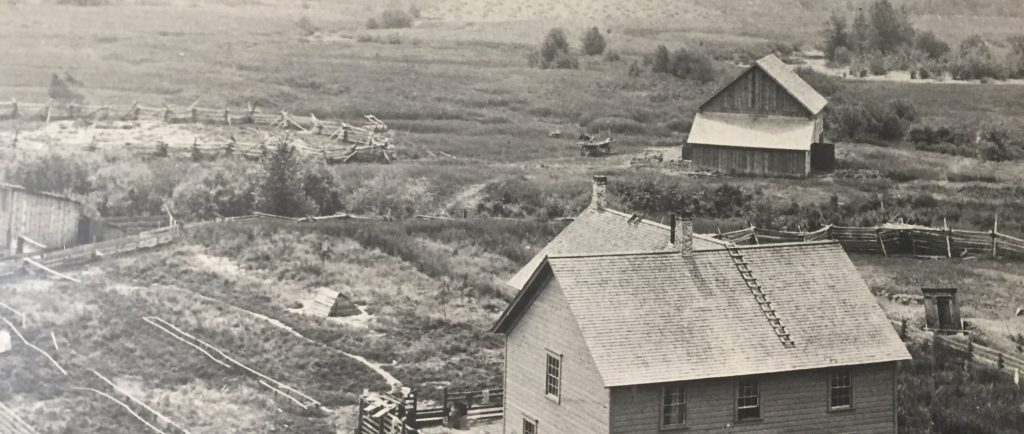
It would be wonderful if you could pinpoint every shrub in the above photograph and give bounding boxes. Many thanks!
[603,50,620,62]
[652,45,670,73]
[665,117,693,133]
[915,30,950,59]
[667,48,715,83]
[48,73,84,104]
[171,164,256,220]
[581,26,606,56]
[8,153,92,195]
[587,117,646,135]
[365,18,379,29]
[296,16,317,36]
[536,28,577,69]
[379,9,414,29]
[255,141,318,217]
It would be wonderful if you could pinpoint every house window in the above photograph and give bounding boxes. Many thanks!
[545,352,561,401]
[661,383,686,428]
[736,377,760,421]
[523,418,537,434]
[829,370,852,410]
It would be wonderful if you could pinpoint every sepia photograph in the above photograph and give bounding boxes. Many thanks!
[1,0,1023,432]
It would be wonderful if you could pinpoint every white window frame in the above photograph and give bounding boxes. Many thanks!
[736,377,761,421]
[660,383,687,429]
[828,370,853,411]
[522,416,538,434]
[545,351,561,403]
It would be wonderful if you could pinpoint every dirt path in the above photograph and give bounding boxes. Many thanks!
[443,181,491,214]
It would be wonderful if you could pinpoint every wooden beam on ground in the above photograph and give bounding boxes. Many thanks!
[91,369,192,434]
[0,315,67,375]
[22,258,81,283]
[71,387,169,434]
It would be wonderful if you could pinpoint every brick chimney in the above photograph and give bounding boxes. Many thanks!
[591,175,608,210]
[671,214,693,256]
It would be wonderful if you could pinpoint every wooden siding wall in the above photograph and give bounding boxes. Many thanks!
[609,363,897,434]
[504,274,610,434]
[702,67,810,118]
[691,144,810,177]
[1,188,83,255]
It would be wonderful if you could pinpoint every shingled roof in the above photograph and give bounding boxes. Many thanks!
[495,241,910,387]
[506,206,727,291]
[699,53,828,116]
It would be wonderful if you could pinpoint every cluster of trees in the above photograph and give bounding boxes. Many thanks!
[528,27,610,69]
[649,45,716,83]
[911,124,1024,162]
[796,67,919,142]
[823,0,1024,80]
[366,6,418,30]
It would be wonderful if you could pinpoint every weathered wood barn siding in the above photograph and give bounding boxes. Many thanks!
[702,67,808,118]
[691,144,810,178]
[609,363,897,434]
[503,270,610,434]
[1,186,85,255]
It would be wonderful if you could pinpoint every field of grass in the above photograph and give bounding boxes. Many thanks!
[3,1,1024,432]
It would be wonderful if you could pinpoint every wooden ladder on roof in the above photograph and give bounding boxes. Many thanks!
[726,245,796,349]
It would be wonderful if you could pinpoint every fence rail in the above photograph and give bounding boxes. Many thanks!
[935,335,1024,376]
[713,220,1023,260]
[1,99,396,163]
[357,387,504,434]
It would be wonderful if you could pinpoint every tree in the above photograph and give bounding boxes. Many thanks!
[668,49,715,83]
[581,26,606,56]
[652,45,670,73]
[255,140,317,217]
[48,73,84,104]
[822,11,850,62]
[869,0,914,53]
[915,31,949,59]
[537,28,577,69]
[850,8,871,52]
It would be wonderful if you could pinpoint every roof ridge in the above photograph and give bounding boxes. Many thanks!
[597,207,671,229]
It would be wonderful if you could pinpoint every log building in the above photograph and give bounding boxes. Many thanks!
[687,54,833,177]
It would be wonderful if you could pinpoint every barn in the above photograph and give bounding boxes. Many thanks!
[0,183,89,256]
[687,54,832,177]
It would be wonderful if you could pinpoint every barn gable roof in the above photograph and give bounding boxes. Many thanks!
[495,242,910,387]
[0,182,81,205]
[686,112,818,151]
[699,54,828,116]
[505,206,728,292]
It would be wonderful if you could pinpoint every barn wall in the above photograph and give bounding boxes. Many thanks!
[691,144,809,177]
[503,273,610,434]
[702,67,810,118]
[1,188,84,255]
[609,363,897,434]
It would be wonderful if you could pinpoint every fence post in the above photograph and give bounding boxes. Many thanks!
[992,214,999,258]
[876,228,888,257]
[357,396,364,433]
[441,387,448,427]
[944,218,952,258]
[10,98,18,119]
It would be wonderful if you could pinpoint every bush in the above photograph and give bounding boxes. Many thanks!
[379,9,414,29]
[365,18,379,29]
[915,30,950,59]
[587,117,646,135]
[652,45,670,74]
[603,50,620,62]
[667,48,715,83]
[581,26,606,56]
[255,141,318,217]
[535,28,577,69]
[171,164,256,220]
[8,153,92,195]
[664,117,693,133]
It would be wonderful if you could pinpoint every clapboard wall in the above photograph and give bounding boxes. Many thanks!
[609,362,897,434]
[1,185,85,255]
[691,144,810,178]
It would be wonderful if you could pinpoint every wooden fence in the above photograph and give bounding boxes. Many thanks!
[0,225,178,279]
[935,334,1024,378]
[357,387,504,434]
[713,220,1024,260]
[0,99,396,163]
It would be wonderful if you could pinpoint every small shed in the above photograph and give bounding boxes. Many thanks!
[0,183,90,256]
[921,288,963,333]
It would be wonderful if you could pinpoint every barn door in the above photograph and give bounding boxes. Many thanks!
[76,216,92,245]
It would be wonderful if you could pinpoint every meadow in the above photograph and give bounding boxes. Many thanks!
[2,0,1024,432]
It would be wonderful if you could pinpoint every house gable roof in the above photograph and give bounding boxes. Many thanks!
[505,206,728,292]
[495,241,910,387]
[699,54,828,116]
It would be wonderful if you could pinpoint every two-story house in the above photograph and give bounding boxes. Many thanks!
[494,177,910,433]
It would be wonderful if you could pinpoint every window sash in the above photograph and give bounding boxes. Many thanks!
[523,418,537,434]
[545,353,561,399]
[736,378,760,420]
[661,384,686,427]
[829,371,853,409]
